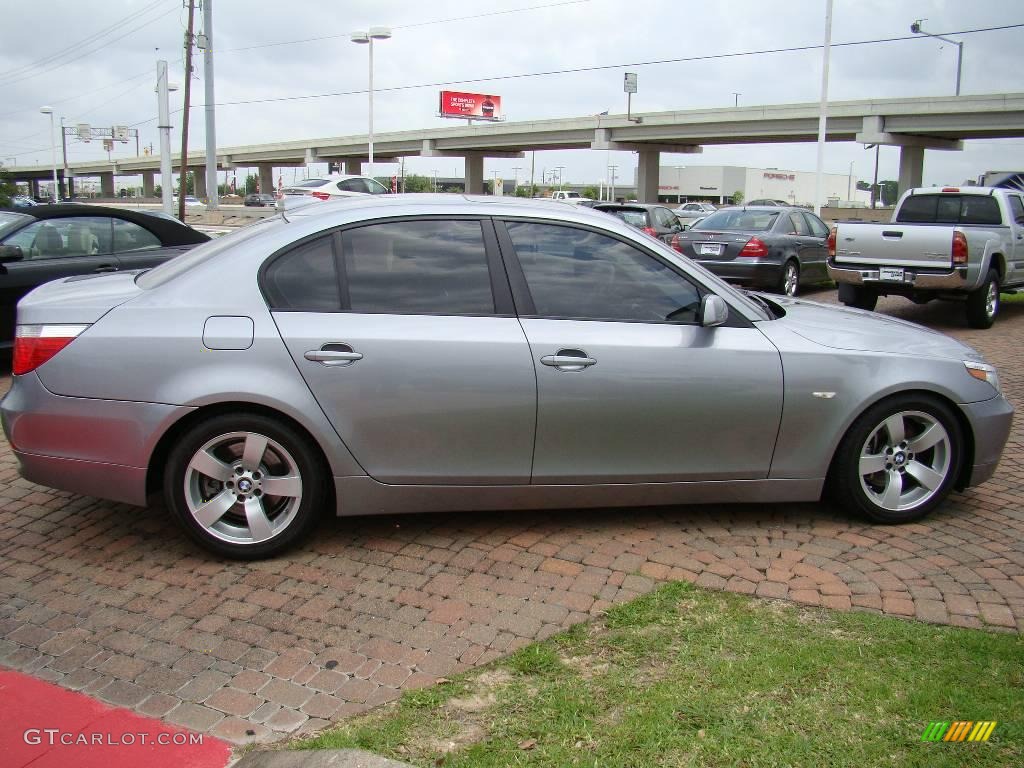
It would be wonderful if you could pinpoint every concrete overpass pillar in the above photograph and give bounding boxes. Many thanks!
[64,177,75,199]
[465,156,484,195]
[343,158,367,175]
[29,179,39,199]
[193,168,207,198]
[99,172,115,199]
[637,150,660,203]
[258,164,274,194]
[898,146,924,196]
[142,171,155,198]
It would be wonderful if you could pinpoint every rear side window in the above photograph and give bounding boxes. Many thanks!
[263,235,341,311]
[896,194,1002,225]
[341,220,494,315]
[113,219,161,253]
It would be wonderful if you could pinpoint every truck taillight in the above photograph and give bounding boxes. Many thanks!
[669,234,683,252]
[827,225,837,258]
[739,237,769,258]
[12,324,89,376]
[310,191,332,200]
[952,230,968,264]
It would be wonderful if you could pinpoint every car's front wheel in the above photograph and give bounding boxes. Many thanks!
[164,413,326,558]
[831,395,962,524]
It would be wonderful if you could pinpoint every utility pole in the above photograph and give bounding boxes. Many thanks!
[179,0,197,221]
[202,0,218,209]
[157,60,174,215]
[59,118,70,199]
[530,151,536,196]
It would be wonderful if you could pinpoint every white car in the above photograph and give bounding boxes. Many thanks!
[172,195,204,208]
[279,174,390,201]
[672,202,717,222]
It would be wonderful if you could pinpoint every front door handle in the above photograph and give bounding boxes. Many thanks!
[304,345,363,366]
[541,349,596,371]
[93,264,119,273]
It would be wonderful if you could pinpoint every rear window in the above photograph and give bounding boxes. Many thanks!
[598,208,648,228]
[896,194,1002,225]
[692,210,779,231]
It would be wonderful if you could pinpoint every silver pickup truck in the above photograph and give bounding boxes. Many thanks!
[827,186,1024,328]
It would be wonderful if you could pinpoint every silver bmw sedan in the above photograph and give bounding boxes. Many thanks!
[0,195,1013,558]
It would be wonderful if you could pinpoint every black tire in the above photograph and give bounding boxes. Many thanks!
[779,259,800,297]
[830,394,962,524]
[164,412,327,559]
[841,286,878,311]
[966,268,999,329]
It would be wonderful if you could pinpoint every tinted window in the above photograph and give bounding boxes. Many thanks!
[896,194,1002,225]
[784,213,809,235]
[506,222,702,323]
[264,235,341,311]
[654,208,678,228]
[341,220,494,315]
[693,209,779,231]
[802,212,830,238]
[337,178,370,193]
[599,207,648,228]
[112,219,161,253]
[1007,195,1024,223]
[366,178,390,195]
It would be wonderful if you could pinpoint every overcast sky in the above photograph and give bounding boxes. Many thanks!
[2,0,1022,188]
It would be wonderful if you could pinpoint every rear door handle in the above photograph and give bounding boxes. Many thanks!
[93,264,119,273]
[541,349,596,371]
[304,345,363,366]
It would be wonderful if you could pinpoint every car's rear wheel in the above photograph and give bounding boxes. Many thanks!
[831,395,962,524]
[966,268,999,329]
[164,413,326,559]
[840,285,878,311]
[780,260,800,297]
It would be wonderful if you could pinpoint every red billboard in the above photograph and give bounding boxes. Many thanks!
[439,91,502,121]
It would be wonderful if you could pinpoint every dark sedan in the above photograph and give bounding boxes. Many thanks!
[244,193,278,207]
[0,205,209,347]
[592,203,683,246]
[674,206,831,296]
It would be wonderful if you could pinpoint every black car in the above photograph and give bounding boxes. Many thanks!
[0,205,209,347]
[244,193,278,207]
[592,203,683,246]
[674,206,831,296]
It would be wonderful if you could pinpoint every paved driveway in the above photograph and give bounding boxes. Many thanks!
[1,291,1021,745]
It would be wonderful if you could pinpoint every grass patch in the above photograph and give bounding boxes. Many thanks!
[297,583,1022,767]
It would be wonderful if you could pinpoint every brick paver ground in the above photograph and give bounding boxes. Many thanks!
[1,290,1021,745]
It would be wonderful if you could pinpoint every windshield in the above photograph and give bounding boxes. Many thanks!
[693,209,779,232]
[136,216,285,289]
[0,211,31,237]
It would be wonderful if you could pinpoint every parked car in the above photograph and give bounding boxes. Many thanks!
[244,193,278,207]
[592,202,683,246]
[547,190,593,204]
[0,204,209,348]
[1,196,1011,558]
[828,186,1024,328]
[747,199,790,207]
[278,174,390,201]
[672,201,717,224]
[674,206,832,296]
[10,195,37,208]
[173,195,203,208]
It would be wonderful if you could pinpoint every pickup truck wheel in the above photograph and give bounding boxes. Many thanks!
[780,260,799,297]
[831,394,962,524]
[966,269,999,329]
[840,285,878,311]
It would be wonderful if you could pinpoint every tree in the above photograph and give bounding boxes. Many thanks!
[403,174,433,193]
[0,170,16,207]
[154,184,162,197]
[856,180,871,191]
[581,186,599,199]
[514,185,534,198]
[878,180,899,206]
[244,174,258,195]
[731,190,744,204]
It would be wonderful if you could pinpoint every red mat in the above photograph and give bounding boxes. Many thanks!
[0,669,231,768]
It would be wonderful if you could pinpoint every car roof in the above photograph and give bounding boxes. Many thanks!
[8,204,209,243]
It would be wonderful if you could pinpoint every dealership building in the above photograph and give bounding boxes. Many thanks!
[645,165,871,207]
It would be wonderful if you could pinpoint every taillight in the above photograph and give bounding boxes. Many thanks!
[739,237,769,258]
[310,191,331,200]
[941,187,960,193]
[13,324,89,376]
[670,233,683,252]
[952,230,968,264]
[641,226,658,238]
[827,225,837,258]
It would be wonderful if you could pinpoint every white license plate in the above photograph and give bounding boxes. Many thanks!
[699,243,723,256]
[879,267,905,282]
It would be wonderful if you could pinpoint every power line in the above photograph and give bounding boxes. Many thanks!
[221,0,592,54]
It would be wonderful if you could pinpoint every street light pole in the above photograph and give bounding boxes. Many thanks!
[813,0,834,216]
[60,117,70,199]
[39,107,59,203]
[911,20,963,95]
[351,26,392,181]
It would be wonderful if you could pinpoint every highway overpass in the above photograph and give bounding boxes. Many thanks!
[7,92,1024,203]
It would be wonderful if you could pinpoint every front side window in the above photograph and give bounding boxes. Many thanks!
[505,221,702,324]
[341,220,494,315]
[1007,195,1024,223]
[2,216,113,259]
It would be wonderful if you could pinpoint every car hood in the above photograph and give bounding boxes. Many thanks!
[764,295,983,362]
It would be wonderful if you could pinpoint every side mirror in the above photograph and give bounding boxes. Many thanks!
[699,294,729,327]
[0,244,24,263]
